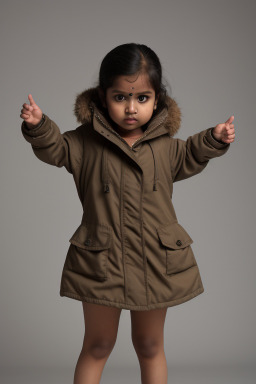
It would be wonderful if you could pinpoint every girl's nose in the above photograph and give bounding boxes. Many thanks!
[125,100,137,114]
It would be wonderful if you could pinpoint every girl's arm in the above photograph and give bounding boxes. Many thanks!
[20,95,83,174]
[169,116,235,183]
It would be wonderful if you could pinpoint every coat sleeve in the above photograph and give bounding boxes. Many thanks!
[169,127,230,183]
[21,114,84,174]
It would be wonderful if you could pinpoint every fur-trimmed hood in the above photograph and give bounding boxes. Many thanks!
[73,87,182,137]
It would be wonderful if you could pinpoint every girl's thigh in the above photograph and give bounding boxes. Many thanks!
[82,301,122,346]
[130,307,168,343]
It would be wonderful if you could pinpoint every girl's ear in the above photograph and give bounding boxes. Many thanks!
[98,87,107,108]
[154,94,159,109]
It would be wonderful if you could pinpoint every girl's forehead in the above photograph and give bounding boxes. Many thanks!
[110,73,154,92]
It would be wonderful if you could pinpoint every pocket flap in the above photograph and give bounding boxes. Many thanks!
[157,222,193,249]
[69,223,112,250]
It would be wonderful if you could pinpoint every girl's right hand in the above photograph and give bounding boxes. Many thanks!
[20,94,43,129]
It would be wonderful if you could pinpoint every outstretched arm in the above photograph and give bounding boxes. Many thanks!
[20,94,83,174]
[169,115,235,183]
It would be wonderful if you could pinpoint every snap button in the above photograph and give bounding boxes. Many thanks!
[85,239,92,246]
[176,240,182,246]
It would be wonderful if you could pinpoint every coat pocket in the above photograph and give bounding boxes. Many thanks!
[68,223,112,281]
[157,222,196,275]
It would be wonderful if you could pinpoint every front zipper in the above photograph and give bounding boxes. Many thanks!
[95,113,132,149]
[130,117,166,149]
[95,112,166,151]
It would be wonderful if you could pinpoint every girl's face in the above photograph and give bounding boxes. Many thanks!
[103,73,157,136]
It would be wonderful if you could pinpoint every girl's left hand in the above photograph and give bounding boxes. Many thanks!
[212,115,235,144]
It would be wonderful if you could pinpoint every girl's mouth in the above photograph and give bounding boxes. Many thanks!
[124,118,137,124]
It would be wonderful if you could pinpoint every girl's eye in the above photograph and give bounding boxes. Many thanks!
[114,94,149,102]
[115,95,125,101]
[138,95,148,102]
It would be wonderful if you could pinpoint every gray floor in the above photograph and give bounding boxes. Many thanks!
[1,365,255,384]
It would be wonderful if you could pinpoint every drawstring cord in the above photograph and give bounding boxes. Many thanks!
[101,144,110,193]
[148,142,158,191]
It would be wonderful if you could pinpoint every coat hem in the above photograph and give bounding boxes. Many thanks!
[59,286,204,311]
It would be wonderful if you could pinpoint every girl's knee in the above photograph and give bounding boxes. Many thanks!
[82,338,117,360]
[132,335,163,359]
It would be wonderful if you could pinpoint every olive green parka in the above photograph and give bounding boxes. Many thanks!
[21,88,230,311]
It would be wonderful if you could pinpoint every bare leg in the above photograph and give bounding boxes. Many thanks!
[73,302,122,384]
[130,307,168,384]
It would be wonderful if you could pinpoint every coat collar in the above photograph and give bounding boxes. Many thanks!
[73,87,182,194]
[73,87,181,137]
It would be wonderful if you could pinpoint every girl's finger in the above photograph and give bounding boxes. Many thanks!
[21,108,31,115]
[21,106,29,112]
[224,134,235,142]
[223,138,234,143]
[23,103,33,111]
[20,113,30,119]
[225,115,234,124]
[28,94,36,106]
[225,128,235,135]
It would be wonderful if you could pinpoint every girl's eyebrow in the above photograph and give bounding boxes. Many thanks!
[111,90,153,95]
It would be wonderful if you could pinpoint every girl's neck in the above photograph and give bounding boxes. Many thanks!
[104,111,148,141]
[115,126,144,140]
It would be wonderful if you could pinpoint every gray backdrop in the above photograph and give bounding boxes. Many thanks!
[1,0,255,382]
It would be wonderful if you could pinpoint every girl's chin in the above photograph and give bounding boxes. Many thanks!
[106,115,145,134]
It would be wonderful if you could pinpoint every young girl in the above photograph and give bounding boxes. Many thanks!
[20,43,235,384]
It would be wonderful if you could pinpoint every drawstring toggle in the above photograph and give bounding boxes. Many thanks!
[104,183,110,193]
